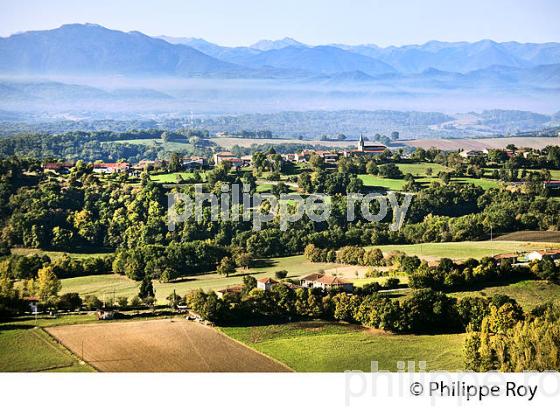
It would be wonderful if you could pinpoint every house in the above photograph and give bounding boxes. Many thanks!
[300,273,354,292]
[93,162,129,174]
[525,249,560,262]
[357,135,386,154]
[42,162,74,174]
[493,253,519,264]
[213,152,248,169]
[216,285,244,298]
[460,150,484,159]
[257,277,278,291]
[182,156,206,169]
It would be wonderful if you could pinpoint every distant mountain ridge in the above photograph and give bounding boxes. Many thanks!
[1,24,559,79]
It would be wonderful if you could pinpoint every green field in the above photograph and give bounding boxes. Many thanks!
[221,321,465,371]
[370,240,560,260]
[0,316,95,372]
[61,254,345,298]
[397,162,450,176]
[150,172,203,183]
[451,280,560,311]
[358,175,407,190]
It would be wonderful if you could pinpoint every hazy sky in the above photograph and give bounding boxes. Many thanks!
[1,0,559,46]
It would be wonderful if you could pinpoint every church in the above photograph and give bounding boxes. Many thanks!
[357,135,387,154]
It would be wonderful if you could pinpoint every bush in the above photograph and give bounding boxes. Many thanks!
[83,295,102,310]
[57,293,82,311]
[274,270,288,279]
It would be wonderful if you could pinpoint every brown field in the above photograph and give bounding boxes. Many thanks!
[404,136,560,151]
[495,230,560,243]
[46,319,290,372]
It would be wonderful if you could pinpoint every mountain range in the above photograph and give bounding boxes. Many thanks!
[1,24,559,79]
[0,24,558,117]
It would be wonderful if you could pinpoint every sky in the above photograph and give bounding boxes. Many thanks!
[0,0,559,46]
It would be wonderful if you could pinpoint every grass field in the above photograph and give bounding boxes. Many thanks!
[61,255,345,298]
[0,316,95,372]
[397,162,449,176]
[221,321,465,371]
[48,319,289,372]
[369,240,560,260]
[451,280,560,311]
[358,174,499,191]
[150,172,204,183]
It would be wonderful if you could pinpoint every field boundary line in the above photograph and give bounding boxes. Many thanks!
[215,326,294,372]
[43,327,98,372]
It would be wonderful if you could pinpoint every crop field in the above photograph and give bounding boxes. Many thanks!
[221,321,465,371]
[397,162,450,176]
[404,136,560,151]
[496,231,560,243]
[61,254,345,298]
[47,319,289,372]
[370,240,560,260]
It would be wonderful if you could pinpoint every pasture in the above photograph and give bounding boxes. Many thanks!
[370,240,560,260]
[0,316,95,372]
[61,254,346,298]
[221,321,465,371]
[47,319,289,372]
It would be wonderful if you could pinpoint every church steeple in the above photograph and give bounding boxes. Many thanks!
[359,134,364,151]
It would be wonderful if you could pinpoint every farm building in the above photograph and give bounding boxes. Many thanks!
[460,150,485,158]
[525,249,560,261]
[300,273,353,292]
[93,162,129,174]
[216,285,244,298]
[42,161,75,174]
[257,277,278,291]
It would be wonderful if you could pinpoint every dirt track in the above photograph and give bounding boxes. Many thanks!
[46,319,290,372]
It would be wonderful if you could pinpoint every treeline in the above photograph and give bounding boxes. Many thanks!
[112,242,228,281]
[0,253,113,280]
[0,130,214,162]
[465,301,560,371]
[186,281,523,334]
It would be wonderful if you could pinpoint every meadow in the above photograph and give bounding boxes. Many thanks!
[221,321,465,372]
[61,254,346,298]
[0,315,96,372]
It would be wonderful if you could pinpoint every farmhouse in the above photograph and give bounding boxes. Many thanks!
[216,284,244,298]
[182,156,206,169]
[42,161,75,174]
[257,277,278,291]
[213,152,249,168]
[93,162,129,174]
[543,180,560,191]
[460,150,485,158]
[23,296,39,313]
[493,253,519,264]
[525,249,560,262]
[300,273,353,292]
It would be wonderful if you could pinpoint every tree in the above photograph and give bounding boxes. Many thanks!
[116,296,129,308]
[275,270,288,279]
[138,276,155,300]
[242,275,257,293]
[35,266,61,304]
[83,295,103,310]
[57,293,82,311]
[234,252,254,270]
[217,256,236,277]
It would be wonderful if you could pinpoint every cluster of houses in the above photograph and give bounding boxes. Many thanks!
[214,137,387,169]
[216,272,353,298]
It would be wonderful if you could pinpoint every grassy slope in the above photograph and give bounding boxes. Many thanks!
[61,255,346,298]
[451,280,560,311]
[221,321,465,372]
[369,241,560,260]
[0,315,96,372]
